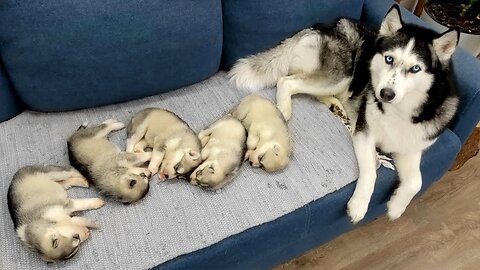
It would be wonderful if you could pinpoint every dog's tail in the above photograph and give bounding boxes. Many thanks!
[228,28,316,92]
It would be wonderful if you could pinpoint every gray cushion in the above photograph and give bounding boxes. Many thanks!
[0,72,357,269]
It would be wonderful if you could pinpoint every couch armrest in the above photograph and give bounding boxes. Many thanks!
[361,0,480,144]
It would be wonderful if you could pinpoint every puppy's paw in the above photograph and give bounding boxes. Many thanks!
[158,173,167,181]
[102,119,119,125]
[148,164,159,176]
[140,168,151,178]
[347,195,369,224]
[92,198,105,209]
[71,217,99,229]
[80,227,91,242]
[244,150,253,161]
[387,198,406,221]
[103,119,125,130]
[67,177,89,188]
[134,143,146,153]
[200,135,210,147]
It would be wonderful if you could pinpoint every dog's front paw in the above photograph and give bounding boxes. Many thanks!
[387,198,406,221]
[347,195,369,224]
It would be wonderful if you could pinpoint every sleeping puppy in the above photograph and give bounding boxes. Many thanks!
[190,115,247,189]
[7,165,104,262]
[232,95,292,172]
[126,108,202,180]
[68,119,152,204]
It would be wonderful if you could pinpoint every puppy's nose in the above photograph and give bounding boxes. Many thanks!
[380,88,395,102]
[249,161,253,166]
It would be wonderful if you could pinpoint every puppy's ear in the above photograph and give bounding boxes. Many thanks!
[188,150,201,160]
[273,144,281,156]
[380,5,403,36]
[208,163,215,173]
[433,29,459,63]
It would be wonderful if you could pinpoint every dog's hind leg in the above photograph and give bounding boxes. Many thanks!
[42,166,89,189]
[276,74,351,120]
[67,198,105,213]
[94,119,125,138]
[126,121,149,153]
[70,217,99,229]
[148,139,166,176]
[387,152,422,220]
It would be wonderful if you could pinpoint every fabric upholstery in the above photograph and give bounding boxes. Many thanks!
[0,61,22,122]
[0,72,359,269]
[0,0,222,112]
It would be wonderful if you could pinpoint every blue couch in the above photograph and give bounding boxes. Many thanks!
[0,0,478,269]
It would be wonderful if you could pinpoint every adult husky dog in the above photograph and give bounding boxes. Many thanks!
[229,5,459,223]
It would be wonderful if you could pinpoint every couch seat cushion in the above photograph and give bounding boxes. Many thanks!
[0,72,357,269]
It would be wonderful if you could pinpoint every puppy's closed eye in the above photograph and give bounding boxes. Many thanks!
[129,179,137,188]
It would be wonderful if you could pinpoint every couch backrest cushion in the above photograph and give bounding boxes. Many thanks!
[0,0,222,112]
[221,0,364,69]
[0,62,22,122]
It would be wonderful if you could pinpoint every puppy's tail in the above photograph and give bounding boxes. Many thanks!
[228,28,316,92]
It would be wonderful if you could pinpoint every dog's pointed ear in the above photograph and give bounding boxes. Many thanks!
[380,5,403,36]
[433,29,459,62]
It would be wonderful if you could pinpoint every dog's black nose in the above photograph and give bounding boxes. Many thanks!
[380,88,395,102]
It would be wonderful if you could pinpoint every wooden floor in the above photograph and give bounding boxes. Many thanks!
[277,137,480,270]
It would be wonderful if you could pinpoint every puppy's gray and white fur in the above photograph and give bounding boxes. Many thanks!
[68,119,151,204]
[232,95,292,172]
[190,115,247,189]
[126,108,202,180]
[7,165,104,262]
[229,5,460,222]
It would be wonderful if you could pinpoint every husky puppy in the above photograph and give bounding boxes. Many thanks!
[68,119,152,204]
[190,116,247,189]
[232,95,291,172]
[126,108,202,180]
[7,165,104,262]
[229,5,460,222]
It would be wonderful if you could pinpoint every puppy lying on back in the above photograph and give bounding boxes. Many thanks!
[190,116,247,189]
[7,165,104,262]
[126,108,202,180]
[68,119,152,204]
[232,95,292,172]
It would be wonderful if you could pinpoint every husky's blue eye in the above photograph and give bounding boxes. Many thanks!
[385,56,394,64]
[409,65,421,73]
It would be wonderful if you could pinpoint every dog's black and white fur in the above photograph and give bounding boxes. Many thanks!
[229,5,460,223]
